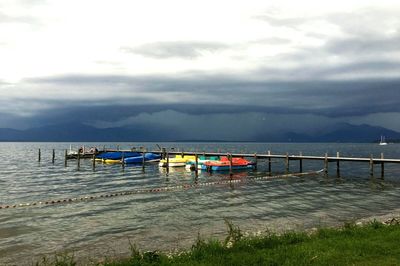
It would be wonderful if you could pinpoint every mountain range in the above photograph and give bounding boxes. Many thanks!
[0,122,399,142]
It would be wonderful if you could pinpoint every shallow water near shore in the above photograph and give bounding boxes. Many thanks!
[1,142,400,264]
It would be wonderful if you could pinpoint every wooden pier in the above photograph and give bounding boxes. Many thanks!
[40,147,400,178]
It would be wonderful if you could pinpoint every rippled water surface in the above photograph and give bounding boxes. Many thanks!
[1,142,400,264]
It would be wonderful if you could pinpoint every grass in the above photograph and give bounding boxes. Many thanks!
[36,219,400,266]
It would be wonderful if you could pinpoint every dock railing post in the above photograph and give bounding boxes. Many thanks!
[299,152,303,173]
[52,149,55,164]
[64,149,68,167]
[166,151,169,175]
[92,153,96,171]
[285,152,289,173]
[121,152,125,171]
[369,154,374,178]
[268,150,271,175]
[162,148,166,160]
[381,153,384,179]
[229,153,233,177]
[77,151,81,170]
[142,150,146,172]
[336,152,340,177]
[195,153,199,178]
[324,153,328,176]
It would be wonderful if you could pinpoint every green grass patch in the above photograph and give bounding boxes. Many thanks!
[36,219,400,266]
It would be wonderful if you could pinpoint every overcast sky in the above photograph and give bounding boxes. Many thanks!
[1,0,400,139]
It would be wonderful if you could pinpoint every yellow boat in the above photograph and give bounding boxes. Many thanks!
[159,155,196,167]
[103,159,122,164]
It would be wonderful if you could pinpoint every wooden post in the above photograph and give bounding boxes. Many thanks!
[92,153,96,171]
[162,148,166,160]
[52,149,55,164]
[299,151,303,173]
[38,149,41,162]
[268,150,271,174]
[229,153,233,177]
[369,154,374,178]
[195,153,199,177]
[324,153,328,175]
[121,152,125,170]
[166,151,169,174]
[77,151,81,170]
[117,145,120,151]
[336,152,340,177]
[254,153,258,170]
[142,150,145,172]
[64,149,68,167]
[285,153,289,173]
[381,153,384,179]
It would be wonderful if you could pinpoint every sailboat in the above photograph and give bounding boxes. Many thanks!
[379,135,388,145]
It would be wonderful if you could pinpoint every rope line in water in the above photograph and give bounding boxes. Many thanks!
[0,170,323,210]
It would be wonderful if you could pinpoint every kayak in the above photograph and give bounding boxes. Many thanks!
[124,153,161,164]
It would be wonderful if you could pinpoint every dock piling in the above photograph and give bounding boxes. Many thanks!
[268,150,271,174]
[228,153,233,176]
[77,152,81,170]
[92,153,96,171]
[142,150,145,172]
[298,152,303,173]
[381,153,385,179]
[121,152,125,170]
[52,149,55,164]
[336,152,340,177]
[195,153,199,177]
[285,153,289,173]
[38,149,41,162]
[324,153,328,175]
[166,152,169,175]
[369,154,374,177]
[254,153,258,170]
[64,149,67,167]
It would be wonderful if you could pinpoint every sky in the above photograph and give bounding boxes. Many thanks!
[1,0,400,140]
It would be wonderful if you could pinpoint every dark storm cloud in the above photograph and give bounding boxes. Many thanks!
[121,41,229,59]
[25,73,400,118]
[325,34,400,55]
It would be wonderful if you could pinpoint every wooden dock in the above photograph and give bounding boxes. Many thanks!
[41,147,400,178]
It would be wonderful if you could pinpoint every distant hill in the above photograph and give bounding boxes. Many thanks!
[0,122,399,142]
[252,123,400,143]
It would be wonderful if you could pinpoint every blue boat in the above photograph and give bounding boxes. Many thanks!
[124,153,161,164]
[96,151,141,160]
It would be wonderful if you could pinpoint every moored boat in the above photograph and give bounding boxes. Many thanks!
[67,145,99,159]
[124,153,161,164]
[159,155,196,167]
[185,156,219,170]
[95,151,141,161]
[201,156,254,171]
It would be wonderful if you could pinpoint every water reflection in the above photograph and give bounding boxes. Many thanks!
[0,142,400,264]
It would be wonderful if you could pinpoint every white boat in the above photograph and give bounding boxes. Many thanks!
[379,135,388,146]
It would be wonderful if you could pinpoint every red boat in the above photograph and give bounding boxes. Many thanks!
[201,156,254,171]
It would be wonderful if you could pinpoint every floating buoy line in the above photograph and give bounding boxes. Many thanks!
[0,170,323,210]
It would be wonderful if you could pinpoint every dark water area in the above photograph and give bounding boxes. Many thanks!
[1,142,400,264]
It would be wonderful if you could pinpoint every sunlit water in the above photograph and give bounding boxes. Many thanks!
[1,142,400,264]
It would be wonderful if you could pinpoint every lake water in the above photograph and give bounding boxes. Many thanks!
[1,142,400,264]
